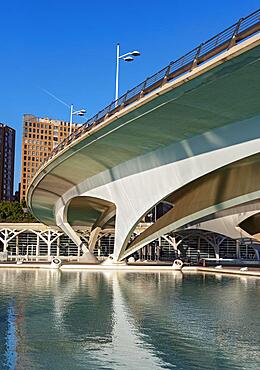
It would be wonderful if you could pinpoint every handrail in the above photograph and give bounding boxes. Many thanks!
[39,9,260,168]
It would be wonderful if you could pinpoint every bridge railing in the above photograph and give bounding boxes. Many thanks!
[41,9,260,166]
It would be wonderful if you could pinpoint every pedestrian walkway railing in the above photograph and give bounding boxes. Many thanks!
[41,9,260,166]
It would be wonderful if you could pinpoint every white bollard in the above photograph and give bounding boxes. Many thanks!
[51,257,62,269]
[172,259,183,270]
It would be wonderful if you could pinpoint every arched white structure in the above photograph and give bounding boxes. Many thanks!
[27,18,260,263]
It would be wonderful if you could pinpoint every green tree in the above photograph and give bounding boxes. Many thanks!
[0,201,38,223]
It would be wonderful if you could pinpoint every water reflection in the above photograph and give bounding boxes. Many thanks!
[0,269,260,369]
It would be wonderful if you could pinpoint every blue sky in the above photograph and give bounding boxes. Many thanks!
[0,0,259,191]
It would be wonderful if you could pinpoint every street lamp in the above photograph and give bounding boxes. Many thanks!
[115,43,141,103]
[69,104,86,135]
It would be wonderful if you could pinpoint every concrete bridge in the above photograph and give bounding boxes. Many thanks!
[27,10,260,263]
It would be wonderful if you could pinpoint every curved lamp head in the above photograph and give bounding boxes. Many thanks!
[131,50,140,56]
[123,56,134,62]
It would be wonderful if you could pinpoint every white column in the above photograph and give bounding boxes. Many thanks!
[214,245,220,260]
[47,231,51,258]
[88,227,101,253]
[236,240,240,259]
[252,244,260,260]
[57,236,60,257]
[56,200,99,263]
[16,234,19,256]
[58,221,98,263]
[36,234,40,259]
[3,229,8,253]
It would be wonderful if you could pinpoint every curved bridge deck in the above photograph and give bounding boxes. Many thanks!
[28,10,260,262]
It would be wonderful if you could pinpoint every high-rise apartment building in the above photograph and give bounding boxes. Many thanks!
[20,114,79,201]
[0,123,15,201]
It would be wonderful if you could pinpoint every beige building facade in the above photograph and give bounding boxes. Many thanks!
[20,114,79,201]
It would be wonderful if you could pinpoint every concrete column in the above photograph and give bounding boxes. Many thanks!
[36,235,40,258]
[59,222,98,263]
[198,236,201,259]
[3,229,8,253]
[214,245,220,260]
[157,236,161,261]
[144,245,147,261]
[57,236,60,257]
[16,235,19,256]
[47,231,51,258]
[3,240,8,253]
[47,242,51,258]
[236,240,240,259]
[56,202,98,263]
[149,245,152,260]
[97,238,101,258]
[252,244,260,260]
[88,227,101,253]
[77,239,81,257]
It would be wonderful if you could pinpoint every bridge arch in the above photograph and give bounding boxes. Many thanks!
[27,27,260,263]
[56,195,116,261]
[120,153,260,260]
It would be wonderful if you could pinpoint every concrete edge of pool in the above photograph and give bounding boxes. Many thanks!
[0,263,260,277]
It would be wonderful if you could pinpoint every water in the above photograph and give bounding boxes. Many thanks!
[0,270,260,370]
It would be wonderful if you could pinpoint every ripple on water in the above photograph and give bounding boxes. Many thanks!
[0,270,260,369]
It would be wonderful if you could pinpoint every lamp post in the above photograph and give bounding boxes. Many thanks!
[115,43,140,103]
[69,104,86,135]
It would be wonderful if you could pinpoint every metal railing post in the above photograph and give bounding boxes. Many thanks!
[162,64,172,85]
[92,113,99,127]
[140,79,148,98]
[191,43,203,69]
[228,18,243,49]
[121,90,129,108]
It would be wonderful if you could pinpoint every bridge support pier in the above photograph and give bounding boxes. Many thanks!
[252,244,260,260]
[88,227,101,253]
[56,204,99,264]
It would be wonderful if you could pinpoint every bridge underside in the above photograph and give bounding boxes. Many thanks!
[28,36,260,262]
[122,153,260,260]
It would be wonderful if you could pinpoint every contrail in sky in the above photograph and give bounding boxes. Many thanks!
[40,87,70,108]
